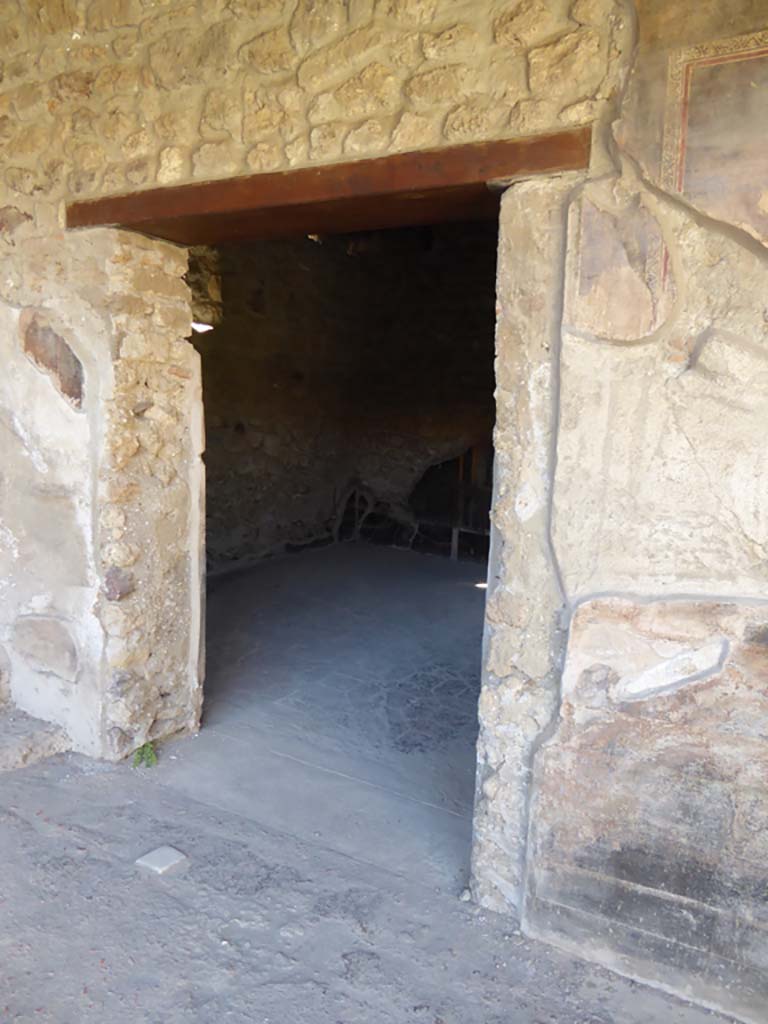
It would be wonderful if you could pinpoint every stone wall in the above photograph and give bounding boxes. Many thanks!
[0,225,202,758]
[470,3,768,1021]
[0,0,627,208]
[2,1,767,1019]
[0,0,627,755]
[194,223,496,571]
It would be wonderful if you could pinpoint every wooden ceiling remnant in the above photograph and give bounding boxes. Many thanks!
[66,126,591,246]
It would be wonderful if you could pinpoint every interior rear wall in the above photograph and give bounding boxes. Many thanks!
[191,223,497,571]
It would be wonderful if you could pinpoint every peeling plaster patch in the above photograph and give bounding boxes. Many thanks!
[13,615,79,683]
[611,637,728,702]
[20,310,84,410]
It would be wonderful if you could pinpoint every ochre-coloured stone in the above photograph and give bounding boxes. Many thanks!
[528,27,604,102]
[239,28,296,75]
[494,0,571,49]
[404,65,471,109]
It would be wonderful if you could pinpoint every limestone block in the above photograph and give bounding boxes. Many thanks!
[391,110,439,151]
[423,23,479,60]
[147,32,194,90]
[12,123,51,159]
[99,105,137,144]
[332,62,400,121]
[124,156,151,187]
[310,122,346,161]
[404,65,472,110]
[389,30,422,69]
[444,98,502,142]
[290,0,347,54]
[201,90,242,138]
[528,28,604,104]
[238,28,296,75]
[376,0,438,26]
[154,109,199,145]
[344,118,389,155]
[157,146,188,185]
[242,89,285,143]
[246,141,285,173]
[13,615,79,683]
[298,27,382,91]
[285,136,308,165]
[525,597,768,1024]
[494,0,572,51]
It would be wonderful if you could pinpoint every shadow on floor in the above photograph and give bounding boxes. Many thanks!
[166,543,488,890]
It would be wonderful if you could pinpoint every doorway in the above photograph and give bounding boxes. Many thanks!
[182,221,498,887]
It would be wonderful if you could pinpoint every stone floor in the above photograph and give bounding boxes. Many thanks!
[197,543,486,891]
[0,545,732,1023]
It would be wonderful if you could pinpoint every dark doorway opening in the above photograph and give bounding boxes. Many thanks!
[186,219,497,888]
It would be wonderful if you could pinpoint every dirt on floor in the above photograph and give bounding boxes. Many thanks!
[0,749,732,1024]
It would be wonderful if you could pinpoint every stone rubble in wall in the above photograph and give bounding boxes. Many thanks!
[0,0,626,213]
[95,232,202,760]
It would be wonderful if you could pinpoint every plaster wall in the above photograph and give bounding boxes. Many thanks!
[1,1,767,1020]
[470,4,768,1021]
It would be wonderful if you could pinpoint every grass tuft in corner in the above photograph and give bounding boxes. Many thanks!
[133,742,158,768]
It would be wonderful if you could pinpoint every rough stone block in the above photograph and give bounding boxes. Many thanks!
[528,28,604,103]
[494,0,571,50]
[238,28,296,75]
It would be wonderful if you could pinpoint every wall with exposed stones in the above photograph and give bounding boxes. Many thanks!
[0,226,202,758]
[471,3,768,1022]
[0,0,628,206]
[2,1,767,1020]
[0,0,628,753]
[194,224,496,571]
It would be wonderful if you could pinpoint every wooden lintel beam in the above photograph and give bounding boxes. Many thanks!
[66,126,591,244]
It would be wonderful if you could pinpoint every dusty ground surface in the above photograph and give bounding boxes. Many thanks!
[0,546,732,1023]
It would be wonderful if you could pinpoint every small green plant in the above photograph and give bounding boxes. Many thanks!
[133,741,158,768]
